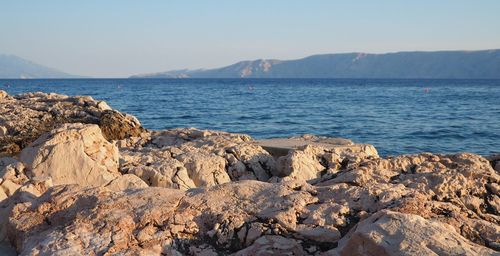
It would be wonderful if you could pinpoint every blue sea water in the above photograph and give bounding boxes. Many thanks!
[1,78,499,156]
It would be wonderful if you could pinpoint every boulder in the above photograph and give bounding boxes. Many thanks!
[0,90,8,99]
[275,142,378,182]
[105,174,149,191]
[332,210,496,255]
[0,126,7,136]
[19,123,120,187]
[99,110,144,141]
[175,149,230,187]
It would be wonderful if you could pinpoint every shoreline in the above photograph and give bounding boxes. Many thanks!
[2,78,499,157]
[0,90,499,255]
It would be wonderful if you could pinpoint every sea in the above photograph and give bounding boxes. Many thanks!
[1,78,499,156]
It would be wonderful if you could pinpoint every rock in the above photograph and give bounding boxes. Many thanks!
[0,180,21,196]
[0,157,29,201]
[176,150,230,187]
[0,187,7,202]
[8,170,497,255]
[1,91,500,255]
[7,169,495,255]
[275,142,378,182]
[105,174,148,191]
[99,110,144,141]
[332,210,496,255]
[122,149,197,190]
[295,225,341,242]
[0,184,43,243]
[96,101,111,111]
[0,126,7,136]
[314,152,500,249]
[7,181,328,255]
[234,236,306,255]
[19,123,120,187]
[257,135,374,157]
[119,128,276,190]
[0,91,144,155]
[277,145,334,181]
[0,90,8,99]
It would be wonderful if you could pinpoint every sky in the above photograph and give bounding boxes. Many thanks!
[1,0,500,78]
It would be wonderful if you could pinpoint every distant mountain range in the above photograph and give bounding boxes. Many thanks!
[0,54,79,79]
[131,49,500,79]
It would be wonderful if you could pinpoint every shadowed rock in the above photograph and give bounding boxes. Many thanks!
[99,110,144,141]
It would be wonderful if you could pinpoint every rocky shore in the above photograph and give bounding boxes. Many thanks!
[0,90,499,255]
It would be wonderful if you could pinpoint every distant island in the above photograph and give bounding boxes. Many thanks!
[0,54,79,79]
[131,49,500,79]
[2,49,500,79]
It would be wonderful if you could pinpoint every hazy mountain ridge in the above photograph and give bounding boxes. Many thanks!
[131,49,500,79]
[0,54,79,79]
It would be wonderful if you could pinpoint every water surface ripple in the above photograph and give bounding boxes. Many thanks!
[2,78,499,156]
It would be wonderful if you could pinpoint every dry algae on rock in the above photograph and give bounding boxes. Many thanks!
[0,90,499,255]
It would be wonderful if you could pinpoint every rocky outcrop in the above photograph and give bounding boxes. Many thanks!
[314,153,500,251]
[5,181,343,255]
[118,128,276,190]
[19,123,120,187]
[7,174,499,255]
[0,123,122,244]
[1,91,499,255]
[0,91,144,156]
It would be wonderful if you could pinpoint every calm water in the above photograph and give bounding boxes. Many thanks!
[1,79,499,156]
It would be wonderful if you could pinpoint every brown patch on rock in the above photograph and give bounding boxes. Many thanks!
[0,91,143,156]
[0,143,20,158]
[99,110,144,141]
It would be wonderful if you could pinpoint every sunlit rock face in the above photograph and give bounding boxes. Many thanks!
[0,91,499,255]
[19,123,120,187]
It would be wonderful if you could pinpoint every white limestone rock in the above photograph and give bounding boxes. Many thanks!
[19,123,120,187]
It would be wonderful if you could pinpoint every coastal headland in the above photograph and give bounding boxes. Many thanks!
[0,90,499,255]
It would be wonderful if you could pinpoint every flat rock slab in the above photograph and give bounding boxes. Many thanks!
[256,137,371,157]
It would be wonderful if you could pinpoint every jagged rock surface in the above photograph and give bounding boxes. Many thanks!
[1,91,499,255]
[118,128,277,190]
[0,91,143,156]
[7,170,499,255]
[332,210,496,255]
[275,143,378,182]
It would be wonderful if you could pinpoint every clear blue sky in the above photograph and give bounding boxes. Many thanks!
[1,0,499,77]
